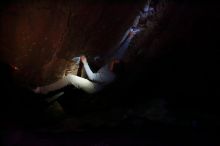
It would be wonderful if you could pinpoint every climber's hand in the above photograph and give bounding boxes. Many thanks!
[80,55,87,64]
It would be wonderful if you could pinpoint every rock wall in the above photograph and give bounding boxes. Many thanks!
[0,0,144,85]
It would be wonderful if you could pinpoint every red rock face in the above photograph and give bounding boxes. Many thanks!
[0,0,143,86]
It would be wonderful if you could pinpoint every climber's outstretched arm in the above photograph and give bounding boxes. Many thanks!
[81,56,102,82]
[133,15,141,28]
[120,29,130,44]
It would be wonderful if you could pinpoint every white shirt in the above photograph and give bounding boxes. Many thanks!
[83,62,116,85]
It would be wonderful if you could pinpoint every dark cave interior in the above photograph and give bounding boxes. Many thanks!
[0,0,220,145]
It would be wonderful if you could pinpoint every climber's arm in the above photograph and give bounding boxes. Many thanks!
[81,56,102,82]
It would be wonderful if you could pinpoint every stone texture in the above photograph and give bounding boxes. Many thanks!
[0,0,144,86]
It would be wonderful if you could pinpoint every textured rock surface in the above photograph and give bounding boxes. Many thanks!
[0,0,143,86]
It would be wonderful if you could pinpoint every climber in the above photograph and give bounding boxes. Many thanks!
[33,28,139,95]
[33,56,117,94]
